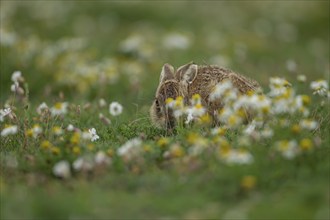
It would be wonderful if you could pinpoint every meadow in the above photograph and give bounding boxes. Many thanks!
[0,1,329,219]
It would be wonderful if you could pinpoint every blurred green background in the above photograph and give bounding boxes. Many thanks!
[1,1,329,110]
[1,1,329,219]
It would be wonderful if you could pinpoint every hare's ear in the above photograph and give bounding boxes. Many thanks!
[160,63,175,83]
[176,62,198,84]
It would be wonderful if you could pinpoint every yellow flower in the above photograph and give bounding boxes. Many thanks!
[199,113,211,124]
[87,144,95,151]
[70,132,80,145]
[291,124,301,134]
[157,137,169,148]
[187,132,199,145]
[301,95,311,105]
[143,144,152,152]
[165,97,174,104]
[72,146,81,155]
[52,126,63,136]
[107,148,114,157]
[41,140,52,149]
[300,138,313,151]
[170,144,184,158]
[241,175,257,191]
[51,146,61,155]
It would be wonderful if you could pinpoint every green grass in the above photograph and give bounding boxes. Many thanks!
[1,1,329,219]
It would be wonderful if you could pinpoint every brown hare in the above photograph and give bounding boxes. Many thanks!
[150,62,260,129]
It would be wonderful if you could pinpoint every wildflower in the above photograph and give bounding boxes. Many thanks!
[26,124,42,138]
[209,80,236,101]
[191,94,202,106]
[73,157,93,171]
[70,132,80,144]
[95,151,111,165]
[157,137,169,148]
[72,146,81,155]
[41,140,52,149]
[11,71,23,82]
[211,126,227,136]
[117,138,142,161]
[300,119,318,130]
[36,102,48,114]
[88,128,100,142]
[260,127,273,138]
[299,138,313,151]
[310,80,328,96]
[53,160,71,179]
[297,74,306,82]
[268,77,291,97]
[1,125,18,137]
[222,149,254,165]
[286,59,297,72]
[169,143,184,158]
[50,102,68,116]
[51,146,61,155]
[0,108,11,122]
[67,124,75,131]
[109,102,123,116]
[162,32,191,50]
[291,124,301,134]
[241,175,257,191]
[275,139,299,159]
[99,98,107,108]
[52,126,63,136]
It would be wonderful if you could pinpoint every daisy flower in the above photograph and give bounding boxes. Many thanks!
[109,102,123,116]
[36,102,49,114]
[53,160,71,179]
[50,102,68,116]
[1,125,18,137]
[310,80,328,96]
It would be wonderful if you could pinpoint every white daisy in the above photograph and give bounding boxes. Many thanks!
[53,160,71,179]
[88,128,100,142]
[1,125,18,137]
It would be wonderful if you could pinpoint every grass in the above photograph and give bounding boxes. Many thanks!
[1,1,329,220]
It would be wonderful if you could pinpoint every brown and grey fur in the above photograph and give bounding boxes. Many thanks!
[150,62,260,129]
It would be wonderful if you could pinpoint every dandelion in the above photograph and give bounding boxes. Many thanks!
[41,140,52,150]
[88,128,100,142]
[1,125,18,137]
[157,137,169,148]
[299,138,313,151]
[109,102,123,116]
[310,80,328,96]
[53,160,71,179]
[50,102,68,116]
[36,102,48,114]
[0,108,12,122]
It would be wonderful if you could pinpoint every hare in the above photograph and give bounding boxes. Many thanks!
[150,62,260,129]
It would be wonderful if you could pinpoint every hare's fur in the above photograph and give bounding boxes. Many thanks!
[150,62,260,129]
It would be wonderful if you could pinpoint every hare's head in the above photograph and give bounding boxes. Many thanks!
[150,62,198,129]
